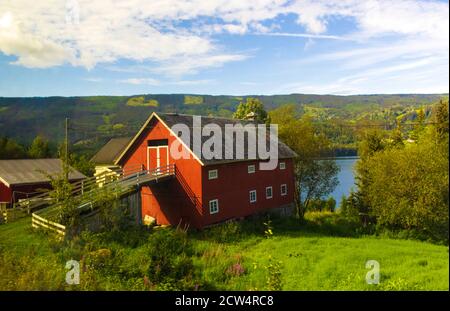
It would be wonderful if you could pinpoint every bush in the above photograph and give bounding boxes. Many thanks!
[202,220,241,243]
[144,229,196,289]
[356,129,449,243]
[307,197,336,213]
[325,197,336,212]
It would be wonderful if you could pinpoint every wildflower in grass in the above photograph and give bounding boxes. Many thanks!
[226,262,245,277]
[263,219,274,238]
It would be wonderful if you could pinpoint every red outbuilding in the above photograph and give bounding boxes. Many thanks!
[95,112,297,229]
[0,159,86,209]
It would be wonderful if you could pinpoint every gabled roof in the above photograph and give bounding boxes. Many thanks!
[115,112,297,166]
[91,137,132,165]
[0,159,86,187]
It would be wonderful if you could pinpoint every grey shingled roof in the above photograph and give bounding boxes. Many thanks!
[91,137,132,165]
[116,113,297,165]
[0,159,86,186]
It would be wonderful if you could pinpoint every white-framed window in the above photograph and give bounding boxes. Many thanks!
[266,186,273,199]
[208,169,218,180]
[249,190,257,203]
[209,199,219,214]
[248,164,256,174]
[281,184,287,196]
[280,162,286,170]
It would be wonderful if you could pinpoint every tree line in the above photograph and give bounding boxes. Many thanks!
[0,135,94,176]
[0,136,51,159]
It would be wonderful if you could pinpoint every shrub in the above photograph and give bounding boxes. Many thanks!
[325,197,336,212]
[83,248,112,270]
[356,129,449,243]
[144,229,195,289]
[307,197,336,213]
[203,220,241,243]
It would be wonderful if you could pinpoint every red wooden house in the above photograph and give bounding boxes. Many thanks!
[95,112,297,229]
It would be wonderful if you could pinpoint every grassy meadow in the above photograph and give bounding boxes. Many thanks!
[0,212,448,291]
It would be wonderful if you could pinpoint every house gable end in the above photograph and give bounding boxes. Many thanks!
[115,113,204,167]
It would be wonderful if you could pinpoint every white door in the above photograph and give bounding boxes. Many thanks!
[147,146,169,175]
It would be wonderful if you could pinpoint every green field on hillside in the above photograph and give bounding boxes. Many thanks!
[0,213,448,291]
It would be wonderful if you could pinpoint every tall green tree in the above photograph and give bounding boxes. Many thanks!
[233,98,270,124]
[269,104,339,218]
[28,135,50,158]
[0,137,26,159]
[69,153,95,177]
[390,120,404,147]
[358,129,386,159]
[410,107,426,140]
[434,99,449,139]
[354,129,387,220]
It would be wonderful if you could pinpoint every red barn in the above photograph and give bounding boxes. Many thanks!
[97,112,296,229]
[0,159,86,208]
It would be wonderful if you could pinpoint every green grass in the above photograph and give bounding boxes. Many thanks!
[196,235,448,290]
[0,213,448,290]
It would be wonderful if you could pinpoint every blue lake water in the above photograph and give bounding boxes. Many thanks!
[329,157,359,204]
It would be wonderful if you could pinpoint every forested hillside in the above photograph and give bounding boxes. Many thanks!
[0,93,446,156]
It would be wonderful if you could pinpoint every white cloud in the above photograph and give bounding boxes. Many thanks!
[0,0,448,87]
[117,77,213,86]
[0,12,69,68]
[119,78,160,86]
[278,54,449,95]
[152,54,249,76]
[171,79,214,86]
[255,32,349,40]
[84,77,103,83]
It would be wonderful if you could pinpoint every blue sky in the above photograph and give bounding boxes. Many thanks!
[0,0,448,97]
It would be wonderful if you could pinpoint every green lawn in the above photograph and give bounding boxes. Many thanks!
[195,235,448,290]
[0,214,448,290]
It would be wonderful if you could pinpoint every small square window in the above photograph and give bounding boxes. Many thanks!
[248,165,256,174]
[280,162,286,170]
[209,199,219,214]
[281,184,287,196]
[266,186,273,199]
[249,190,257,203]
[208,169,218,180]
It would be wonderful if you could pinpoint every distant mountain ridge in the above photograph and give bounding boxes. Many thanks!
[0,93,446,155]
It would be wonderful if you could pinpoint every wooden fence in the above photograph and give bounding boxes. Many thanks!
[0,205,27,224]
[31,213,66,237]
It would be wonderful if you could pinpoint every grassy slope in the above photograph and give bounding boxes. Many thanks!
[196,236,448,290]
[0,215,448,290]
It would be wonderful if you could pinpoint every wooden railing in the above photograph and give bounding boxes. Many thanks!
[73,164,176,213]
[29,164,176,234]
[14,163,168,213]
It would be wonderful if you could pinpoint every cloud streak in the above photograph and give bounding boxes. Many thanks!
[0,0,448,94]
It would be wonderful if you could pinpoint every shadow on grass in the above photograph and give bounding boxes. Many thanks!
[190,212,367,244]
